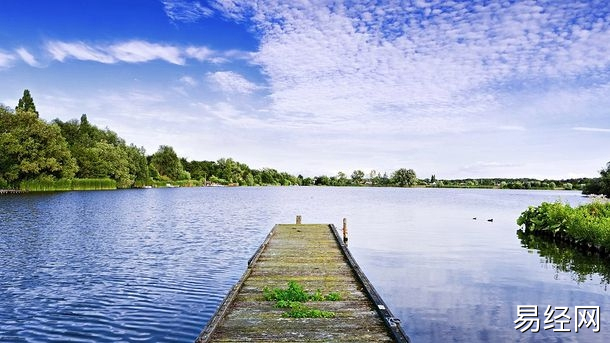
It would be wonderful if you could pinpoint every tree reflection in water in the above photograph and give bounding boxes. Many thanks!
[517,230,610,288]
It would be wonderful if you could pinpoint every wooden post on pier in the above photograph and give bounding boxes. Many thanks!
[342,218,348,243]
[296,215,302,224]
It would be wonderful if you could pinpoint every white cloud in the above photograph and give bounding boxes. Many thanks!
[46,41,114,63]
[15,48,38,67]
[109,41,184,65]
[209,1,610,134]
[42,40,249,66]
[207,71,259,94]
[162,0,213,23]
[46,40,185,65]
[179,75,198,86]
[185,46,215,61]
[573,127,610,133]
[0,51,15,68]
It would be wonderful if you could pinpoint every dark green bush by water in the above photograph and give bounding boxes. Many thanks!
[517,201,610,254]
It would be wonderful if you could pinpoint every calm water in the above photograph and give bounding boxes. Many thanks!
[0,187,608,342]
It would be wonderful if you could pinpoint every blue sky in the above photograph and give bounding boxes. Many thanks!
[1,0,609,179]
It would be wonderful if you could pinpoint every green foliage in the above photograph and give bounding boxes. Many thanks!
[20,178,116,191]
[392,168,417,187]
[15,89,38,116]
[351,169,365,185]
[263,281,341,318]
[54,115,148,188]
[1,106,77,187]
[517,201,610,252]
[150,145,184,180]
[263,281,311,303]
[583,162,610,197]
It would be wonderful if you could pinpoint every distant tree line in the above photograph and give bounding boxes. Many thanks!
[428,177,592,191]
[1,90,421,189]
[2,90,606,194]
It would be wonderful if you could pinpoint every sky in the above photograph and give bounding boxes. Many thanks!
[1,0,609,179]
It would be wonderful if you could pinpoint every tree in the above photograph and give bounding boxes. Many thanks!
[150,145,184,180]
[392,168,417,187]
[15,89,38,116]
[351,170,365,185]
[600,162,610,197]
[584,162,610,197]
[0,107,77,186]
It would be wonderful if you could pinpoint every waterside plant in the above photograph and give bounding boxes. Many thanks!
[517,200,610,256]
[20,178,117,191]
[263,281,341,318]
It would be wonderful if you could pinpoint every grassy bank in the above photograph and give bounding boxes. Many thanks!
[20,178,117,191]
[517,201,610,255]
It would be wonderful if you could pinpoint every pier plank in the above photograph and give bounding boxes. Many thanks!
[196,223,409,342]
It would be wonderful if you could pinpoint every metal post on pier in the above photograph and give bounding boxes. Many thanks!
[296,215,302,224]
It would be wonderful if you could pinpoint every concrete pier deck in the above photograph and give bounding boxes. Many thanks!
[196,222,410,342]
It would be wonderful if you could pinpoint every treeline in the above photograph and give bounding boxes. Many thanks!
[1,90,420,189]
[430,177,591,191]
[2,90,606,193]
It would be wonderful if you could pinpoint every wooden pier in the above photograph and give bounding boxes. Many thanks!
[196,220,410,342]
[0,189,26,194]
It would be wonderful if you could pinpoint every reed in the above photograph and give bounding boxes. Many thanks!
[20,178,116,191]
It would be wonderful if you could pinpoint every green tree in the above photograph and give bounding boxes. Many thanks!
[392,168,417,187]
[126,145,150,186]
[0,107,77,186]
[351,170,365,185]
[585,162,610,197]
[601,162,610,197]
[150,145,184,180]
[315,175,330,186]
[15,89,39,116]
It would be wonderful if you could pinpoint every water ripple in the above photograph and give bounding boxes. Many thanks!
[1,187,607,342]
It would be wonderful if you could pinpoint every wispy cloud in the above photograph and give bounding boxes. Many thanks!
[207,71,259,94]
[15,48,38,67]
[162,0,213,23]
[47,41,114,63]
[109,41,184,64]
[179,75,198,86]
[43,40,248,66]
[573,127,610,133]
[0,51,15,69]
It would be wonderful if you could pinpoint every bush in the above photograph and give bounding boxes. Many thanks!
[517,201,610,252]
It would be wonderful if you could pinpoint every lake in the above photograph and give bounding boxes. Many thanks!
[1,187,608,342]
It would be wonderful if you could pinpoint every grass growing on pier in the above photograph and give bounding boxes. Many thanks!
[263,281,341,318]
[517,200,610,253]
